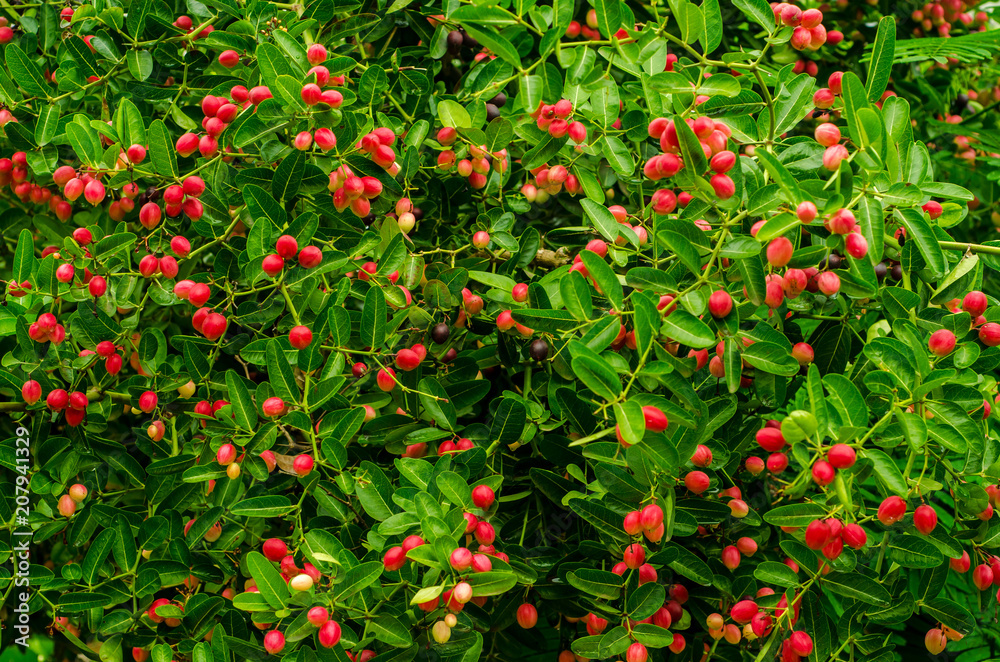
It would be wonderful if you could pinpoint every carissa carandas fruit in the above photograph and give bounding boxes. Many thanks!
[4,1,1000,661]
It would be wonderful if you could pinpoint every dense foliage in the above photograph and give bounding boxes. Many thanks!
[2,0,1000,661]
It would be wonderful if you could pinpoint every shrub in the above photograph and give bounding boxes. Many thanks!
[1,0,1000,661]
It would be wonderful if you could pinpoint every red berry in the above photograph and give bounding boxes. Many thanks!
[804,519,832,549]
[289,326,313,350]
[827,443,856,468]
[980,322,1000,347]
[263,397,287,418]
[275,235,298,259]
[642,406,668,432]
[877,496,907,526]
[262,254,284,277]
[383,546,406,571]
[789,631,813,656]
[684,470,710,494]
[913,504,938,535]
[708,290,733,318]
[963,290,988,316]
[450,547,473,571]
[927,329,956,356]
[516,603,538,628]
[841,523,867,549]
[262,538,287,561]
[22,380,41,404]
[292,453,313,476]
[472,485,495,509]
[811,460,835,486]
[623,543,646,569]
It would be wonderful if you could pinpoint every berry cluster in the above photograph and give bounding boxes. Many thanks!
[262,234,324,277]
[771,2,830,51]
[911,0,990,37]
[644,116,738,204]
[435,127,510,190]
[26,311,66,345]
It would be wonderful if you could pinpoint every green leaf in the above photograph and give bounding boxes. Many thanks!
[243,185,286,231]
[566,569,623,600]
[822,572,891,606]
[231,496,293,517]
[660,310,716,349]
[138,328,167,372]
[58,592,112,612]
[579,249,624,311]
[857,196,885,265]
[419,377,457,431]
[742,341,799,376]
[148,120,178,179]
[841,72,873,148]
[679,5,705,52]
[754,561,799,587]
[861,449,907,496]
[522,133,567,170]
[451,5,518,24]
[335,561,384,599]
[674,111,708,174]
[67,35,101,80]
[772,73,816,137]
[614,400,645,446]
[631,624,674,648]
[702,89,765,117]
[438,100,472,128]
[34,105,59,146]
[700,0,723,52]
[225,370,258,430]
[355,461,396,521]
[865,17,896,102]
[361,286,387,350]
[126,49,153,81]
[887,535,943,568]
[568,497,629,542]
[273,150,305,201]
[6,44,49,98]
[461,24,522,68]
[125,0,152,37]
[813,324,852,376]
[491,398,526,444]
[467,570,518,595]
[664,543,714,585]
[895,208,947,280]
[266,339,299,401]
[572,355,622,400]
[485,117,513,151]
[627,582,666,620]
[590,0,622,37]
[246,551,290,609]
[12,229,35,284]
[737,254,767,306]
[579,199,619,246]
[561,271,594,321]
[754,150,800,203]
[657,230,703,276]
[764,503,827,527]
[436,471,472,506]
[511,309,579,332]
[82,529,115,584]
[601,135,635,176]
[922,598,975,634]
[732,0,773,30]
[256,42,293,90]
[371,615,413,647]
